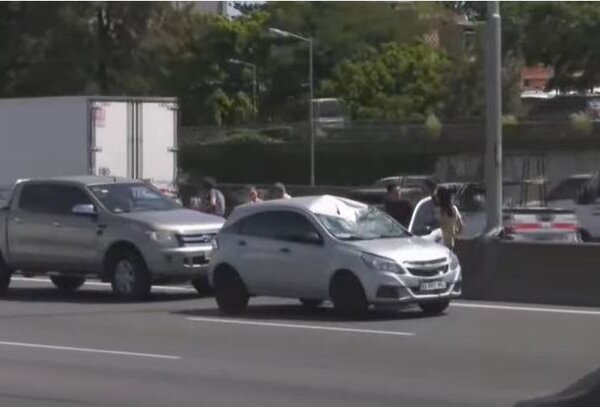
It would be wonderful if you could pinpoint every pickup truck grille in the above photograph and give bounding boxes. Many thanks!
[177,233,216,246]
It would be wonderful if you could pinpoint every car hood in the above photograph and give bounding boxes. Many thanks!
[117,209,224,233]
[348,237,450,264]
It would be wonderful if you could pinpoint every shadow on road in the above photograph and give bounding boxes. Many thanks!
[174,302,433,322]
[0,287,198,304]
[515,366,600,407]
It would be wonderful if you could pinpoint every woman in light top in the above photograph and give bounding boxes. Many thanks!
[436,187,464,250]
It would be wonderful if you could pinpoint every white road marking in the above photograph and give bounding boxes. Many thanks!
[0,340,180,360]
[188,317,416,337]
[12,277,196,292]
[452,301,600,316]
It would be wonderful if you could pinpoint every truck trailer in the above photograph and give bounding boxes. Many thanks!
[0,96,178,193]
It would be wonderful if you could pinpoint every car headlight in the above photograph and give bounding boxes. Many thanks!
[449,252,460,269]
[361,253,404,274]
[147,231,179,248]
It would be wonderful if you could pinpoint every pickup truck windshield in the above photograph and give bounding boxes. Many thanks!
[89,183,178,213]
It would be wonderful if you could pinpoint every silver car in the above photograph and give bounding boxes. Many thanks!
[209,195,462,317]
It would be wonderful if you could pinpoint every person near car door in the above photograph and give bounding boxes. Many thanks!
[408,179,439,235]
[272,182,291,199]
[436,187,464,250]
[384,183,413,228]
[194,177,225,217]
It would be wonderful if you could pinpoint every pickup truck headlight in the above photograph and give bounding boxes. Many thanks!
[361,253,404,274]
[147,231,179,248]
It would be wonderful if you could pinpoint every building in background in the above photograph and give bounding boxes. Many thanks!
[520,66,554,91]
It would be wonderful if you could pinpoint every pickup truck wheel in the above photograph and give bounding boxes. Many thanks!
[109,250,151,301]
[0,260,11,295]
[50,276,85,293]
[419,300,450,316]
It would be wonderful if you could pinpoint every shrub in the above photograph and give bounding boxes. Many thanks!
[570,112,593,136]
[502,114,518,137]
[424,113,442,140]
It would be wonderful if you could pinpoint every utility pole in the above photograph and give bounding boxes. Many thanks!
[484,1,503,234]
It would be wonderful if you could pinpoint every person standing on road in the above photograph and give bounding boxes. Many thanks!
[437,186,464,250]
[384,183,413,228]
[195,177,226,217]
[272,182,291,199]
[248,186,263,203]
[408,179,439,234]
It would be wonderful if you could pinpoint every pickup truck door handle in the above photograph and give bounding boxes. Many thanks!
[12,217,23,224]
[52,222,62,228]
[238,240,247,246]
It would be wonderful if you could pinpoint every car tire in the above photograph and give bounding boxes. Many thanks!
[330,273,368,318]
[214,267,248,315]
[109,249,152,301]
[191,275,213,296]
[0,258,11,295]
[299,298,323,309]
[50,276,85,293]
[579,229,592,243]
[419,300,450,315]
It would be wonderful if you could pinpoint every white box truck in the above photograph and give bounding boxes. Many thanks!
[0,96,179,194]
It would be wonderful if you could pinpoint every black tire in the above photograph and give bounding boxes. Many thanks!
[213,267,248,315]
[330,273,368,318]
[108,249,152,301]
[191,275,213,296]
[419,300,450,315]
[299,298,323,309]
[50,276,85,293]
[0,257,11,295]
[580,229,592,243]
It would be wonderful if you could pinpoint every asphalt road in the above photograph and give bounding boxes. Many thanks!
[0,277,599,407]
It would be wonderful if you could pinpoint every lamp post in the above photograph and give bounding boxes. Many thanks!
[269,27,315,186]
[228,58,257,115]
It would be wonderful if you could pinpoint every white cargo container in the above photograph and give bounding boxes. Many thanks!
[0,96,178,193]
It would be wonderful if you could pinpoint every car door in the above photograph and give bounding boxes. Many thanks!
[49,185,101,271]
[233,211,284,296]
[7,183,59,269]
[270,211,330,299]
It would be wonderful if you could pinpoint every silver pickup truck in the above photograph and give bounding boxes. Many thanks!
[0,176,224,300]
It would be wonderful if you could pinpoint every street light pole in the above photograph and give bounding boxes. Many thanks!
[308,38,315,186]
[269,27,316,186]
[228,58,258,115]
[484,1,503,234]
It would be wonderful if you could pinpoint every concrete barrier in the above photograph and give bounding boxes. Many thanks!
[456,238,600,307]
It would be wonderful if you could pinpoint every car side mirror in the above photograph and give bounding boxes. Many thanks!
[72,204,97,217]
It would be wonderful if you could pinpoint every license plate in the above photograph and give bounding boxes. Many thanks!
[420,280,447,291]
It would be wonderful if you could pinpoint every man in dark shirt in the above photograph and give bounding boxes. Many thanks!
[384,183,413,228]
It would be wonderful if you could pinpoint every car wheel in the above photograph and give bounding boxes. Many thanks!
[191,275,213,296]
[299,298,323,309]
[213,267,248,315]
[330,273,368,318]
[419,300,450,315]
[109,249,151,301]
[50,276,85,293]
[579,229,592,243]
[0,258,11,295]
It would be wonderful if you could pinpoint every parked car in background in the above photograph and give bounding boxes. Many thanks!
[0,176,224,299]
[209,195,462,317]
[545,173,600,241]
[349,175,433,208]
[409,182,580,243]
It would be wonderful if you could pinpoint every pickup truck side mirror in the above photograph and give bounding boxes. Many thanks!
[72,204,97,217]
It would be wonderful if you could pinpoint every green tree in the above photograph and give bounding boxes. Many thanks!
[320,42,451,121]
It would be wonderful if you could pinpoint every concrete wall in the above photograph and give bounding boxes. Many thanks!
[456,238,600,307]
